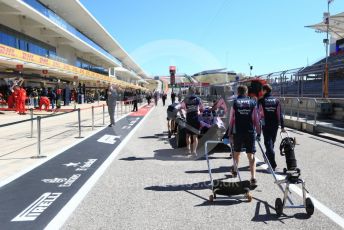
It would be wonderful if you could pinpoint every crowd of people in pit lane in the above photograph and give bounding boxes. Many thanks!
[144,90,182,106]
[1,84,105,113]
[0,81,148,114]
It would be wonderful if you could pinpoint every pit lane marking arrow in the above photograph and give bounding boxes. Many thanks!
[97,135,121,144]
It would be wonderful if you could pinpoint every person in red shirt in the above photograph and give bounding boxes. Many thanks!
[7,93,14,109]
[13,86,20,113]
[18,87,27,114]
[39,96,50,111]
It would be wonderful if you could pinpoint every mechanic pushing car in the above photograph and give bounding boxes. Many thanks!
[180,86,204,156]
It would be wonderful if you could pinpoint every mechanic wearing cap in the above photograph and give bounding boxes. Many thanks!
[259,84,285,171]
[228,85,261,186]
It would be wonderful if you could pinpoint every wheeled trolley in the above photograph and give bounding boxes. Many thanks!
[205,140,255,202]
[256,131,314,216]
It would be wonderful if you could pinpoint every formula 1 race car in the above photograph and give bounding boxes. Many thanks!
[167,103,227,149]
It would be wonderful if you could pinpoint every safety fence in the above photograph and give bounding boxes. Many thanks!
[200,95,343,137]
[0,99,143,159]
[280,97,344,137]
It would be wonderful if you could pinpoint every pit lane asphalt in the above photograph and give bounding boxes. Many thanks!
[0,105,152,230]
[63,101,344,230]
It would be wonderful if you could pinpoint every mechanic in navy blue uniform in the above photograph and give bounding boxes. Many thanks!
[228,85,261,186]
[258,84,285,171]
[180,87,204,156]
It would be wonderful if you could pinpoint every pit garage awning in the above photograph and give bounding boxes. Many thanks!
[114,67,141,81]
[0,44,147,91]
[138,79,149,84]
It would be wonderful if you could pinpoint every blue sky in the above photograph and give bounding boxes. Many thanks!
[81,0,344,77]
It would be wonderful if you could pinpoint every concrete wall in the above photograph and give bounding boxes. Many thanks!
[329,99,344,121]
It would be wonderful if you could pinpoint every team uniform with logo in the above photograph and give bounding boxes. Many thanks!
[259,93,284,169]
[180,94,204,135]
[229,96,260,153]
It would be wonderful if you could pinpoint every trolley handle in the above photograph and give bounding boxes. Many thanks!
[280,130,289,139]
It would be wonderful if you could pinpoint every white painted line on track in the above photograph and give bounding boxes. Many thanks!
[45,106,155,230]
[0,113,128,188]
[290,185,344,229]
[255,156,344,229]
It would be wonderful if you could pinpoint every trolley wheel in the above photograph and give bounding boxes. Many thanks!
[209,195,214,202]
[176,125,186,148]
[305,198,314,216]
[231,168,238,178]
[283,168,287,174]
[275,198,283,216]
[246,192,253,202]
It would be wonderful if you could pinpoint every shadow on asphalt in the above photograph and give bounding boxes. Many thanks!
[153,148,201,161]
[139,131,170,139]
[120,153,233,163]
[144,181,210,192]
[195,197,243,207]
[251,197,311,223]
[144,181,244,206]
[185,163,274,176]
[119,149,198,162]
[140,131,231,151]
[119,156,154,161]
[119,154,232,162]
[185,166,231,174]
[229,165,273,175]
[195,155,231,161]
[145,183,251,207]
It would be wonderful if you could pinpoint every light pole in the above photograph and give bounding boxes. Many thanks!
[323,0,333,98]
[248,63,253,77]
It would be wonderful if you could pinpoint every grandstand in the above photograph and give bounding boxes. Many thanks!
[258,65,344,98]
[256,12,344,98]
